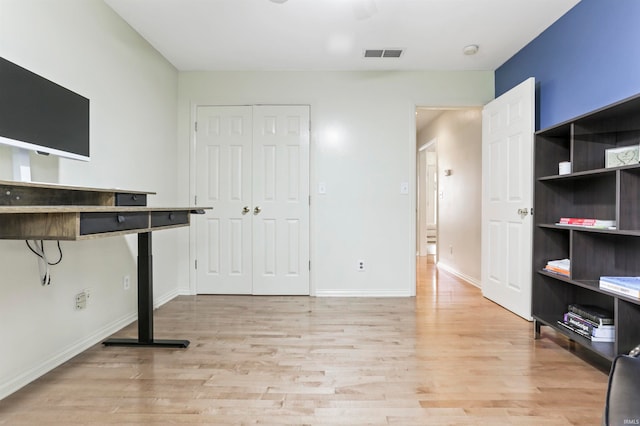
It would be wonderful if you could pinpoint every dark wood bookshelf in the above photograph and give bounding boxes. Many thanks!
[532,93,640,362]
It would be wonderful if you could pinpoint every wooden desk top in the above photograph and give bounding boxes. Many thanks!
[0,180,210,240]
[0,179,153,195]
[0,206,208,240]
[0,180,209,240]
[0,180,154,207]
[0,205,204,214]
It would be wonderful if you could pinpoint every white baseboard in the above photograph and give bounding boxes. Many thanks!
[0,292,179,401]
[436,262,481,288]
[154,289,180,308]
[0,311,137,400]
[177,286,194,296]
[314,289,412,297]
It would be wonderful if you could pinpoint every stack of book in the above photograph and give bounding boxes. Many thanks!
[556,217,616,229]
[599,276,640,299]
[556,303,614,342]
[544,258,570,277]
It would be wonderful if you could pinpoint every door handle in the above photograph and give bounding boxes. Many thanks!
[254,206,262,215]
[517,208,529,219]
[242,206,250,215]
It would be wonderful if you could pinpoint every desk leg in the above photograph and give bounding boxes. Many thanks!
[103,232,189,348]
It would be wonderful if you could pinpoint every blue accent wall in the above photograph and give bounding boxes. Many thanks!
[495,0,640,130]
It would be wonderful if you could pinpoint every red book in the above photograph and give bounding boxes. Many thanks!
[559,217,597,225]
[558,218,616,228]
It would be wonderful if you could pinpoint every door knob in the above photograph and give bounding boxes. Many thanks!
[517,208,529,219]
[254,206,262,215]
[242,206,250,215]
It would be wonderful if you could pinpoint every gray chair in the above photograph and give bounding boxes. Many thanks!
[602,354,640,426]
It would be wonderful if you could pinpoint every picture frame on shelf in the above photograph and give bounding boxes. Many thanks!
[605,145,640,168]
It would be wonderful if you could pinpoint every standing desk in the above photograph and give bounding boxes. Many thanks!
[0,180,207,348]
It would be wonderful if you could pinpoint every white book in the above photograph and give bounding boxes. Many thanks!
[547,258,570,269]
[599,280,640,299]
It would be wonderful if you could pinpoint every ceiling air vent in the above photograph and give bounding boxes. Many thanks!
[364,49,384,58]
[364,49,404,58]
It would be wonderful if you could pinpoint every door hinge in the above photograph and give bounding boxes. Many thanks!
[530,208,534,215]
[195,121,198,132]
[194,195,198,206]
[195,259,198,269]
[309,260,311,271]
[309,195,311,206]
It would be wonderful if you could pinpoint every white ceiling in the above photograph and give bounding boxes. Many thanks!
[105,0,580,72]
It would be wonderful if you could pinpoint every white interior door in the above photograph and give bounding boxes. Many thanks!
[195,106,253,294]
[418,148,428,256]
[418,142,437,257]
[252,106,310,295]
[481,77,535,320]
[426,154,437,250]
[195,105,310,295]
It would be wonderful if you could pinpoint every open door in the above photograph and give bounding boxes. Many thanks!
[481,77,535,320]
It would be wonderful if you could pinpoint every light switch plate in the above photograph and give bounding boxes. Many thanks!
[400,182,409,194]
[318,182,326,194]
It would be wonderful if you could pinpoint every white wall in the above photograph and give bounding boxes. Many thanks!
[418,109,483,285]
[0,0,181,399]
[178,72,493,296]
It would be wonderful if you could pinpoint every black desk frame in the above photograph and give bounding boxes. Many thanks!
[102,232,190,348]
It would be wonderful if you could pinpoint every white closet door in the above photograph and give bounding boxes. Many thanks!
[195,105,310,295]
[251,105,310,295]
[195,106,253,294]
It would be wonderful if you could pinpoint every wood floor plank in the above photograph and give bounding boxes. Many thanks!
[0,258,609,424]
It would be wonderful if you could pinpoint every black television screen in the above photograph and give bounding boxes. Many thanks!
[0,56,89,161]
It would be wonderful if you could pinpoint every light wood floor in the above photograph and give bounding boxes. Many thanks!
[0,258,610,425]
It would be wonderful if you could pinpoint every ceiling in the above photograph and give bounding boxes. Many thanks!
[105,0,580,72]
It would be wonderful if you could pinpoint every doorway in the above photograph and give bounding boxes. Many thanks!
[417,138,437,262]
[416,108,444,265]
[415,107,483,288]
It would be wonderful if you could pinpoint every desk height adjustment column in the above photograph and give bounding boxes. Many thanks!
[103,232,190,348]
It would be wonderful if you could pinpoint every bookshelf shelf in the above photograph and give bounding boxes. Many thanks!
[533,93,640,362]
[537,163,640,181]
[538,224,640,237]
[534,313,616,360]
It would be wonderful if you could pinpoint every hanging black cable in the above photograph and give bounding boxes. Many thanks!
[25,240,63,265]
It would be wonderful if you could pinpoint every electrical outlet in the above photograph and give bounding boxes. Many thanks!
[357,260,365,271]
[400,182,409,194]
[123,275,130,290]
[75,291,87,310]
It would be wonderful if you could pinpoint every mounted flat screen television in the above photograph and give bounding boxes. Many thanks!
[0,56,89,179]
